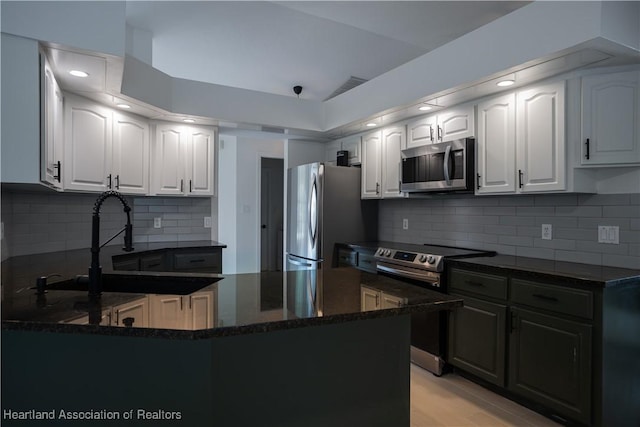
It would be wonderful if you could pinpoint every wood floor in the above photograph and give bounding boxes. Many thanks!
[410,364,561,427]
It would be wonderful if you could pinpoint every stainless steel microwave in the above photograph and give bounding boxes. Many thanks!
[400,138,475,193]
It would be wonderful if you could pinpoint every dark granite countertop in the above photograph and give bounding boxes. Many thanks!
[448,255,640,288]
[2,261,461,339]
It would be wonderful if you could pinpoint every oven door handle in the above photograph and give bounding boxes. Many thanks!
[377,264,440,285]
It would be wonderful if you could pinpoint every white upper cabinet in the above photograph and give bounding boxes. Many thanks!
[381,126,405,198]
[40,52,64,190]
[437,103,475,142]
[151,123,215,197]
[406,115,437,148]
[63,94,149,194]
[581,70,640,165]
[63,94,112,192]
[516,81,566,193]
[361,130,382,199]
[112,112,150,195]
[477,93,516,194]
[406,104,475,149]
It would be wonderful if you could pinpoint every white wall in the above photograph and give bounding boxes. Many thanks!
[285,140,326,170]
[219,136,285,274]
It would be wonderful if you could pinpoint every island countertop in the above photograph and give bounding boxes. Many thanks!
[1,266,462,339]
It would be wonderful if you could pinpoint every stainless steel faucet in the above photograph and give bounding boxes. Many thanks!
[88,190,134,298]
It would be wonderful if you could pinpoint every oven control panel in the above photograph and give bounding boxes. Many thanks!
[375,247,444,272]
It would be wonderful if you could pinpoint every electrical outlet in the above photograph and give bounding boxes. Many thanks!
[598,226,619,244]
[402,219,409,230]
[204,216,212,228]
[541,224,552,240]
[153,217,162,229]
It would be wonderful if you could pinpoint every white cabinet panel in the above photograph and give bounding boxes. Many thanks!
[187,290,215,329]
[581,70,640,165]
[112,297,149,328]
[112,112,149,195]
[517,81,565,192]
[437,104,475,142]
[41,53,63,190]
[152,123,215,196]
[477,93,516,194]
[381,126,404,198]
[342,135,361,165]
[361,130,382,199]
[150,295,186,330]
[407,115,436,148]
[63,94,112,192]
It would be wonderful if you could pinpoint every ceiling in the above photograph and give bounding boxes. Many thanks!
[124,1,529,101]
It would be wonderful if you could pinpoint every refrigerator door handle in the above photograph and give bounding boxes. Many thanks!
[287,254,313,268]
[309,175,318,249]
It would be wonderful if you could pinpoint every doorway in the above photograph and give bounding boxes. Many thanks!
[260,158,284,271]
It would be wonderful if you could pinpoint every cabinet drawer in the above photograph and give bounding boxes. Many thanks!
[511,279,593,320]
[337,248,358,267]
[173,252,220,271]
[357,252,377,273]
[449,268,508,300]
[140,254,166,271]
[112,257,140,271]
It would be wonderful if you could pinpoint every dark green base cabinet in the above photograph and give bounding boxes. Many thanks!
[113,247,223,273]
[447,265,640,427]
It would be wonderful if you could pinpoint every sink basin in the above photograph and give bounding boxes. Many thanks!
[46,272,221,295]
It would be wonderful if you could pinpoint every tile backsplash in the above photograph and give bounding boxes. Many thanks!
[1,190,212,260]
[378,193,640,269]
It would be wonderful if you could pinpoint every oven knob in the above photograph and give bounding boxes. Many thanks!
[385,249,392,257]
[427,256,436,264]
[419,255,427,263]
[377,248,385,256]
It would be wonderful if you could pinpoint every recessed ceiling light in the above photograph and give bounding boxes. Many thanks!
[365,122,377,127]
[418,105,432,111]
[69,70,89,78]
[183,119,195,123]
[116,103,131,109]
[497,79,515,87]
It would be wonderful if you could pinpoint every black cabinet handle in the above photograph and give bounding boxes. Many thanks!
[476,173,481,190]
[532,293,558,302]
[189,259,205,263]
[585,138,590,160]
[518,170,523,189]
[115,175,120,190]
[465,280,484,287]
[180,179,184,193]
[54,161,61,183]
[107,174,112,189]
[189,179,192,192]
[361,260,372,264]
[147,263,161,268]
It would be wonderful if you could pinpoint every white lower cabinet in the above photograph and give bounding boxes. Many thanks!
[112,297,150,328]
[581,70,640,165]
[476,81,566,195]
[63,94,150,194]
[151,123,215,196]
[361,126,405,199]
[361,286,405,311]
[149,290,216,330]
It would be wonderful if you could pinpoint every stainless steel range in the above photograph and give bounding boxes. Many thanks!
[374,243,494,375]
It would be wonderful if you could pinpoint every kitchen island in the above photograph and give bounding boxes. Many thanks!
[1,250,461,427]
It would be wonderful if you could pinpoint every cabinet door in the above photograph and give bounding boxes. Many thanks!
[342,135,362,165]
[407,115,436,148]
[361,130,382,199]
[152,124,185,195]
[186,126,215,196]
[581,70,640,165]
[150,295,186,329]
[381,126,404,198]
[448,294,507,386]
[112,297,149,328]
[476,93,516,194]
[509,307,592,425]
[437,104,475,142]
[112,112,149,195]
[380,293,404,309]
[516,81,566,192]
[63,95,112,192]
[186,290,216,329]
[41,54,63,190]
[361,286,380,311]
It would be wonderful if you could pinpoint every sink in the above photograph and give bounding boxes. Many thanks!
[46,272,221,295]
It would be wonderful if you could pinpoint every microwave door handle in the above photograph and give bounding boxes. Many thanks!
[443,144,452,186]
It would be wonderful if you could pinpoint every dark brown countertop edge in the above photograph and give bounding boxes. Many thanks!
[1,298,462,339]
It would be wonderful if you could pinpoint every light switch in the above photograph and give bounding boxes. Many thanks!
[402,219,408,230]
[204,216,212,228]
[598,226,619,244]
[154,217,162,228]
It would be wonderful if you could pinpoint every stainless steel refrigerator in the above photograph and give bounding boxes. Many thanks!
[286,162,376,272]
